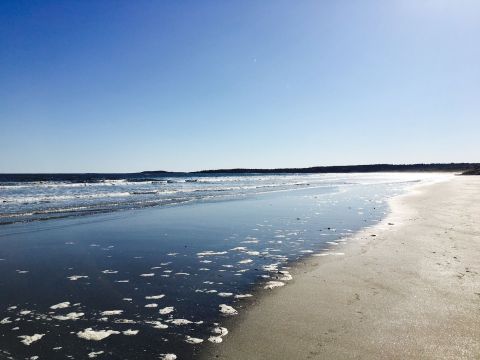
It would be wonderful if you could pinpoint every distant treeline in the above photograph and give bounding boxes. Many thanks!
[197,163,480,175]
[2,163,479,182]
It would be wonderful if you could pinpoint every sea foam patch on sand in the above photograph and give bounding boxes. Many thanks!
[208,325,229,343]
[185,335,203,344]
[264,281,285,289]
[277,271,293,281]
[219,304,238,316]
[234,294,253,299]
[313,252,345,257]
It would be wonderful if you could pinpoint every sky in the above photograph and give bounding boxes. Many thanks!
[1,0,479,173]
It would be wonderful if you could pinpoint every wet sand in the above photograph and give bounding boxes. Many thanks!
[203,176,480,359]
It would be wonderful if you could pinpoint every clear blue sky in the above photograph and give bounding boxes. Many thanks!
[1,0,479,173]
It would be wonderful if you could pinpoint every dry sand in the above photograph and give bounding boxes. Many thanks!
[203,176,480,359]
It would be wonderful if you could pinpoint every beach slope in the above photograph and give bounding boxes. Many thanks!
[204,176,480,359]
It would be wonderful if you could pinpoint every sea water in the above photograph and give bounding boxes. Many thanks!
[0,173,448,359]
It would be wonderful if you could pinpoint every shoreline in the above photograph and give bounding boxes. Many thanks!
[201,176,480,359]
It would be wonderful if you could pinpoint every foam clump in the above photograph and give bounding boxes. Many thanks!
[77,328,120,341]
[185,336,203,344]
[208,336,223,343]
[159,306,174,315]
[50,302,70,310]
[212,326,228,336]
[102,270,118,274]
[264,281,285,289]
[197,251,228,256]
[234,294,253,299]
[18,334,45,346]
[313,252,345,257]
[146,320,168,329]
[1,317,12,324]
[277,271,292,281]
[67,275,88,281]
[238,259,253,264]
[53,312,84,321]
[263,264,278,272]
[159,354,177,360]
[209,327,228,344]
[88,351,104,358]
[219,304,238,316]
[114,319,136,324]
[123,329,139,336]
[100,310,123,316]
[168,319,192,325]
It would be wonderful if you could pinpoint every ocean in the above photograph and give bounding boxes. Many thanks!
[0,173,447,359]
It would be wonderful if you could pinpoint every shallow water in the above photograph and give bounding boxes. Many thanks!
[0,173,446,359]
[0,172,434,225]
[0,173,335,225]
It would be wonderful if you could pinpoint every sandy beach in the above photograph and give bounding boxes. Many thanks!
[203,176,480,359]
